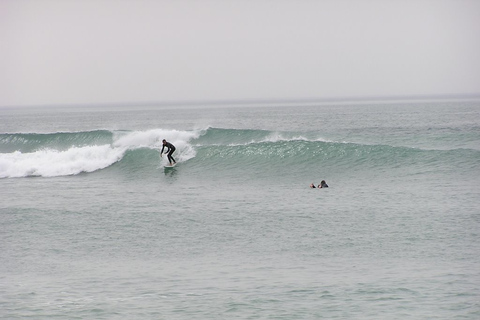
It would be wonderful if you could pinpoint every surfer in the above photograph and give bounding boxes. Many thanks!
[319,180,329,188]
[310,180,328,188]
[160,139,176,166]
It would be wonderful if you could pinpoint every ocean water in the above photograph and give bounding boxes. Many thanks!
[1,101,479,319]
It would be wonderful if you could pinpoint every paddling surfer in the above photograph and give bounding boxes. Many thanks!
[160,139,176,166]
[319,180,329,188]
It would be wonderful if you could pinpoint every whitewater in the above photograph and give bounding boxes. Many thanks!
[0,129,199,178]
[1,101,479,319]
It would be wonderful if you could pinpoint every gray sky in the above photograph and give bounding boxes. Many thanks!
[1,0,480,107]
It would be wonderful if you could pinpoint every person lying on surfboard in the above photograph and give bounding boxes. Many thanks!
[160,139,176,166]
[310,180,329,188]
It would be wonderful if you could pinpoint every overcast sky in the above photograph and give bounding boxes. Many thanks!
[1,0,479,107]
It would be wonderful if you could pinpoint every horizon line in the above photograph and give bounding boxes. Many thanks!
[2,93,480,109]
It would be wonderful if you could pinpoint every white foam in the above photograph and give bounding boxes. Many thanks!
[0,145,125,178]
[263,132,332,143]
[113,129,199,163]
[228,133,329,146]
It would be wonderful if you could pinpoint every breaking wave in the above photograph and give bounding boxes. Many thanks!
[1,127,477,178]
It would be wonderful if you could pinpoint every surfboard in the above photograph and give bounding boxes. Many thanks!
[164,163,176,169]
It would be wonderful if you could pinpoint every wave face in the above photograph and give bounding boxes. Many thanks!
[1,127,478,178]
[190,128,479,177]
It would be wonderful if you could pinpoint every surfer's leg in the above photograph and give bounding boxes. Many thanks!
[168,150,176,163]
[168,150,175,164]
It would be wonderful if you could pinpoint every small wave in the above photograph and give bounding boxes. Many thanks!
[0,130,113,153]
[193,127,331,147]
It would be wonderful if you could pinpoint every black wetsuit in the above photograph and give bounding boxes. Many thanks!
[161,142,176,164]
